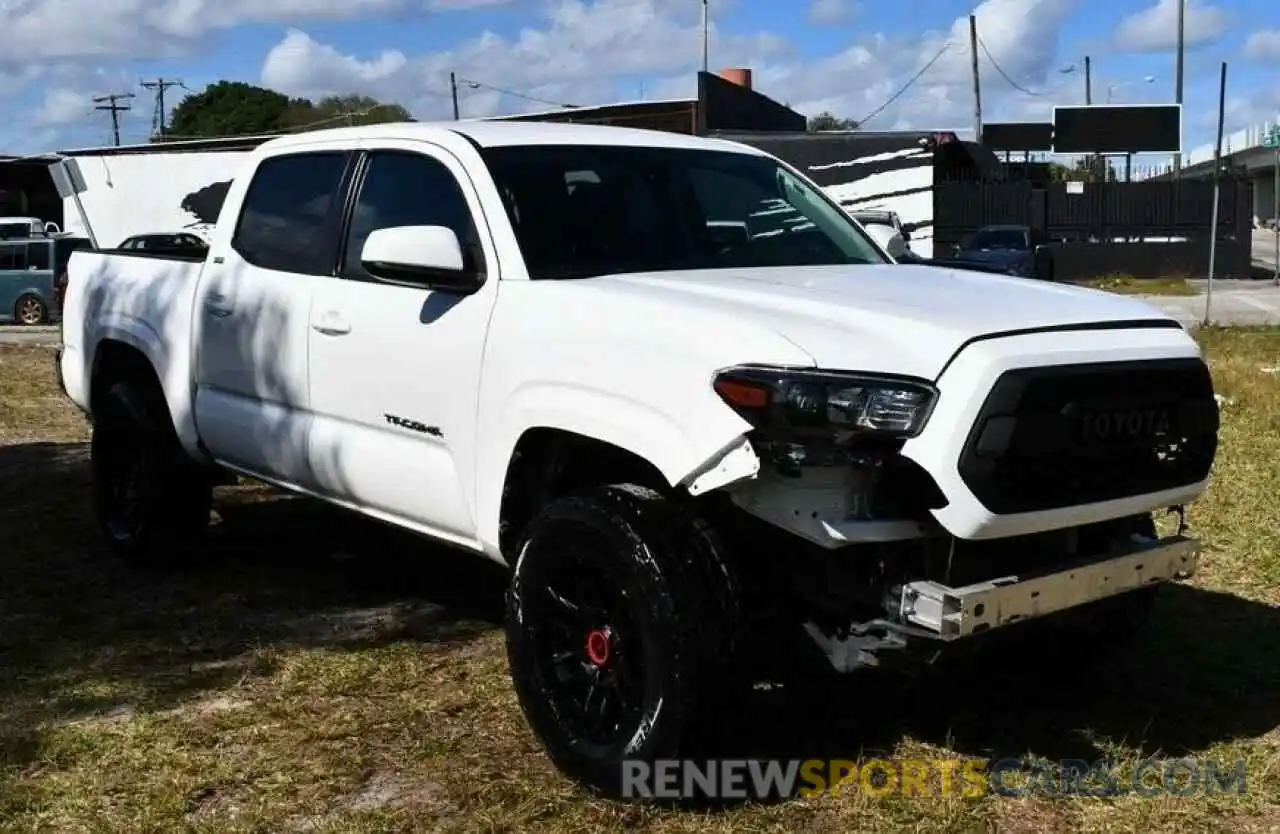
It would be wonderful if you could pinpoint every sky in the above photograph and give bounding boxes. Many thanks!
[0,0,1277,164]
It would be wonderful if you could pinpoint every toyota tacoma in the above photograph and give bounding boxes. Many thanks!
[56,121,1220,797]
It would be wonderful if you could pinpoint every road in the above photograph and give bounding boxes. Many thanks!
[1145,280,1280,327]
[0,325,59,346]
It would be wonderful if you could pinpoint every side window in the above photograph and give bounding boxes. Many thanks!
[27,241,50,270]
[342,151,482,281]
[233,151,350,275]
[0,243,27,269]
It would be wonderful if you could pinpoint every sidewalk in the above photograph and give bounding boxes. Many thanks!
[1139,280,1280,327]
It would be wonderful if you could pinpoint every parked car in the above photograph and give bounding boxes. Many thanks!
[59,121,1219,799]
[848,208,909,242]
[860,221,908,258]
[1,234,91,325]
[117,232,210,257]
[949,224,1055,280]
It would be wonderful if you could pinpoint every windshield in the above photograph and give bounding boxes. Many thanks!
[480,144,889,279]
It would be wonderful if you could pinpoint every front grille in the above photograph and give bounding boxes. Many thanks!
[957,358,1219,515]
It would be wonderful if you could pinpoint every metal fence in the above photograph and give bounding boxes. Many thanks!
[930,176,1255,279]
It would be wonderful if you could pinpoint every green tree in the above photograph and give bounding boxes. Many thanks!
[165,81,297,140]
[311,94,414,127]
[1049,154,1117,183]
[161,82,414,141]
[807,111,859,132]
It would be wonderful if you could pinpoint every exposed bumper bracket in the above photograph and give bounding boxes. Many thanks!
[802,534,1200,673]
[900,534,1199,639]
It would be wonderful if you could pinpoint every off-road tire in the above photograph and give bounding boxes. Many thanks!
[504,484,728,798]
[90,380,213,569]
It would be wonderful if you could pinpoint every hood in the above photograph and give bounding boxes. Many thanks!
[591,264,1176,381]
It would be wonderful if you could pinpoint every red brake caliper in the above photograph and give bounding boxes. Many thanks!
[584,627,612,667]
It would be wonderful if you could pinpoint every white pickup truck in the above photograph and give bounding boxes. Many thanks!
[58,121,1220,797]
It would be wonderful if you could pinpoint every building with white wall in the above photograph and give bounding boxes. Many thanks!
[55,137,268,247]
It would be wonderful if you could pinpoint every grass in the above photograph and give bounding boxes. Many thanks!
[2,332,1280,832]
[1077,275,1198,296]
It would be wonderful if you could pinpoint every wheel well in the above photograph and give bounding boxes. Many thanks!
[90,340,165,415]
[498,428,671,561]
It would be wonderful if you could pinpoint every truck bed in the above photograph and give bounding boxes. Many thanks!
[58,249,206,451]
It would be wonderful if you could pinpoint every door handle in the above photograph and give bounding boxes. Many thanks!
[203,292,233,318]
[312,311,351,336]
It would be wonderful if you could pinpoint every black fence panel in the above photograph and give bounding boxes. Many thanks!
[933,176,1254,276]
[1048,240,1252,281]
[933,181,1032,251]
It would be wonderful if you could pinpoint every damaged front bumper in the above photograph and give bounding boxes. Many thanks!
[804,533,1200,672]
[899,533,1198,638]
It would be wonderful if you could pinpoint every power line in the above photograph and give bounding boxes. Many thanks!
[453,77,579,111]
[141,78,184,139]
[857,41,952,128]
[975,34,1049,97]
[157,107,399,142]
[93,93,135,146]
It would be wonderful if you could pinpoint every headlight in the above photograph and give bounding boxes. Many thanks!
[712,365,938,440]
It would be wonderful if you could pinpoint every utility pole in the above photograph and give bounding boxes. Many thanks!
[1263,124,1280,285]
[1084,55,1092,104]
[1173,0,1186,176]
[969,14,982,144]
[93,93,135,146]
[701,0,709,73]
[140,78,182,139]
[450,72,460,120]
[1204,60,1227,326]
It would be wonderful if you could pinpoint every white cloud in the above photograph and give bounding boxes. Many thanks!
[808,0,855,26]
[259,0,1073,135]
[262,0,792,119]
[1113,0,1229,53]
[34,88,94,126]
[1243,29,1280,63]
[427,0,511,7]
[0,0,408,66]
[0,0,1109,152]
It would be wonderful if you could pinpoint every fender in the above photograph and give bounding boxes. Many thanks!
[89,319,200,458]
[473,382,758,556]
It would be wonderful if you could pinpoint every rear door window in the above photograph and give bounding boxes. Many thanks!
[232,151,351,275]
[27,241,51,270]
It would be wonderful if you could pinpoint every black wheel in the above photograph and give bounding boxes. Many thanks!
[504,484,721,798]
[91,380,213,568]
[14,294,46,325]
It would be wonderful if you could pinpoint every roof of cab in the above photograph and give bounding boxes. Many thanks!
[256,119,768,157]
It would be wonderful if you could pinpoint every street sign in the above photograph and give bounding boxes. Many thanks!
[1264,126,1280,148]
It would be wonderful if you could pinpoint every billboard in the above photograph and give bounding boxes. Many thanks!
[982,122,1053,152]
[1052,104,1182,154]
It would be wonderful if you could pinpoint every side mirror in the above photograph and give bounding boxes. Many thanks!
[360,225,482,292]
[863,223,906,259]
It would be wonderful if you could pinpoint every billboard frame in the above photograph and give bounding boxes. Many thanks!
[981,121,1054,152]
[1050,102,1183,155]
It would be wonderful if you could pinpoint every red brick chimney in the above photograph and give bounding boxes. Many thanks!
[718,68,753,90]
